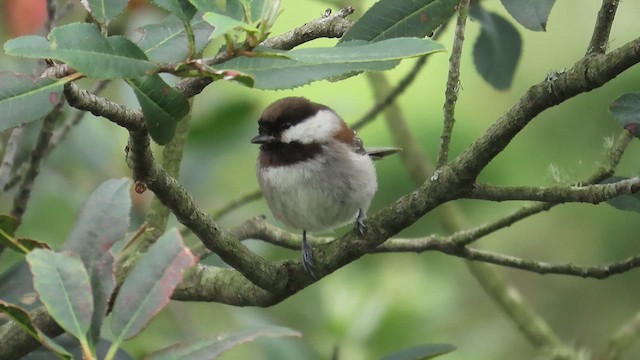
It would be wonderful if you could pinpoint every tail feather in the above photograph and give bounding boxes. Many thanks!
[366,147,402,160]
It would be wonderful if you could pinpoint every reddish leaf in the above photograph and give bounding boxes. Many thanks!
[111,229,197,341]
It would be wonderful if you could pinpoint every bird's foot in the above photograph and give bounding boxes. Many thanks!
[301,230,316,278]
[355,209,366,236]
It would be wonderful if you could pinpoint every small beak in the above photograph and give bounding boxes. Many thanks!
[250,134,277,144]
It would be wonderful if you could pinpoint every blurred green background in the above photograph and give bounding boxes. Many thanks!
[2,0,640,359]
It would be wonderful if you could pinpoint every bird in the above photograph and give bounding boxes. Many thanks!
[251,97,399,275]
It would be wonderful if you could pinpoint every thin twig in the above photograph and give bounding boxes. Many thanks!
[2,81,110,193]
[470,177,640,203]
[0,127,25,191]
[212,189,263,219]
[598,311,640,360]
[11,100,65,222]
[466,262,568,350]
[351,25,448,131]
[44,0,56,33]
[436,0,470,168]
[586,0,620,55]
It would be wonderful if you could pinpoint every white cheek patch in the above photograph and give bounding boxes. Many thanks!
[281,109,341,144]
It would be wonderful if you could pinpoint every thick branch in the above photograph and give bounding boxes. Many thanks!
[126,129,285,291]
[451,36,640,185]
[64,83,144,131]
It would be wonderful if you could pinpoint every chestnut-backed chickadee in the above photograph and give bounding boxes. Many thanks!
[251,97,399,275]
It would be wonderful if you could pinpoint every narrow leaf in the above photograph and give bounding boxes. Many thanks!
[1,235,51,253]
[218,56,398,89]
[188,0,224,13]
[63,178,132,345]
[380,343,456,360]
[0,262,39,310]
[127,75,190,145]
[137,15,213,63]
[609,92,640,138]
[111,229,197,341]
[471,5,522,90]
[4,23,158,79]
[0,301,73,359]
[146,326,301,360]
[202,11,257,39]
[500,0,555,32]
[340,0,460,43]
[152,0,197,21]
[602,176,640,212]
[291,38,444,63]
[0,214,18,236]
[80,0,128,25]
[225,0,246,21]
[216,38,444,89]
[0,301,38,338]
[26,249,93,342]
[0,72,64,132]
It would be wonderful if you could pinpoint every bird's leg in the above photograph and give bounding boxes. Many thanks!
[356,208,366,236]
[301,230,316,277]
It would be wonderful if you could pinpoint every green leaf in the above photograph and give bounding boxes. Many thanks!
[0,301,38,338]
[0,214,18,237]
[62,178,131,345]
[470,5,522,90]
[0,72,64,132]
[226,0,246,21]
[0,262,39,310]
[111,229,196,342]
[340,0,460,43]
[217,38,444,89]
[202,11,257,39]
[1,235,51,253]
[500,0,555,31]
[80,0,128,25]
[380,344,456,360]
[152,0,197,21]
[609,92,640,138]
[4,23,158,79]
[0,301,73,359]
[291,38,444,63]
[602,176,640,212]
[188,0,224,13]
[26,249,93,343]
[137,15,213,63]
[127,75,190,145]
[218,56,397,89]
[146,326,301,360]
[248,0,266,23]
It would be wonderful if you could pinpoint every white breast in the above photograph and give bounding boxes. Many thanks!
[257,142,377,232]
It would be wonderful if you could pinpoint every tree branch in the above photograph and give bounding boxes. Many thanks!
[437,0,470,168]
[450,36,640,185]
[586,0,620,55]
[470,177,640,203]
[0,127,25,192]
[599,311,640,360]
[11,100,65,223]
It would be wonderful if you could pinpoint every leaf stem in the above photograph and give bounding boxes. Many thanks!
[182,20,196,59]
